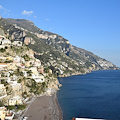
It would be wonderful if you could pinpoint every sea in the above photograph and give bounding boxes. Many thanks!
[57,70,120,120]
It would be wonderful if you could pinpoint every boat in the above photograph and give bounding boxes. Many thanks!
[72,118,105,120]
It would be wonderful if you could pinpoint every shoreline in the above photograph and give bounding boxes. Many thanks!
[24,93,62,120]
[20,70,120,120]
[58,69,120,78]
[55,93,63,120]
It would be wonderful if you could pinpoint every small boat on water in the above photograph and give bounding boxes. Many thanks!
[72,118,105,120]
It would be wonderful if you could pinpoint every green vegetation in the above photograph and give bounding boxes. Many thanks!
[0,101,4,107]
[1,79,8,86]
[26,79,47,95]
[44,68,49,73]
[27,70,32,76]
[17,79,22,83]
[22,91,29,98]
[23,54,30,61]
[6,85,12,95]
[7,105,15,110]
[0,48,6,52]
[7,104,26,111]
[85,61,93,68]
[11,45,24,54]
[4,60,13,63]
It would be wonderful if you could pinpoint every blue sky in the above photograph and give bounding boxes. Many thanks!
[0,0,120,67]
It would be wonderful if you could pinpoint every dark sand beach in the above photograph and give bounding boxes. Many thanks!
[24,94,62,120]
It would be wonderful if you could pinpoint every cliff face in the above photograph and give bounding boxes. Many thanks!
[0,18,119,77]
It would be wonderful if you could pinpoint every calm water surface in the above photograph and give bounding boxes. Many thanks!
[57,70,120,120]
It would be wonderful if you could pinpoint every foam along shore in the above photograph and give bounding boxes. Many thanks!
[24,94,62,120]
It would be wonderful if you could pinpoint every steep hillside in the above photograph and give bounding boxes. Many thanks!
[0,17,119,77]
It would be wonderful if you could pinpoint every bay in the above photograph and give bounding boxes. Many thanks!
[57,70,120,120]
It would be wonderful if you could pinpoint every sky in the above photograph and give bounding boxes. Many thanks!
[0,0,120,67]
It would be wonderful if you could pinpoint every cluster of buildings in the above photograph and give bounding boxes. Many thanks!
[0,35,46,119]
[0,35,22,48]
[97,60,114,69]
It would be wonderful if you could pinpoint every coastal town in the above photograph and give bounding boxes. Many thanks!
[0,35,61,120]
[0,9,119,119]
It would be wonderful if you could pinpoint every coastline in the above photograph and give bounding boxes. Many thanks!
[58,69,120,78]
[22,70,120,120]
[24,94,62,120]
[58,70,92,77]
[55,93,63,120]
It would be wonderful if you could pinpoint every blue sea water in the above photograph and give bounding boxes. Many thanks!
[57,70,120,120]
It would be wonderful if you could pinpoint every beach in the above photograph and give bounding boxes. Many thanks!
[24,94,62,120]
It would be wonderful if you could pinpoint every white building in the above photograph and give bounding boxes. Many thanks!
[6,77,11,83]
[9,81,21,87]
[8,95,22,105]
[32,74,44,83]
[0,45,5,49]
[29,67,39,76]
[4,72,10,77]
[0,107,6,120]
[11,75,17,81]
[23,71,27,77]
[0,84,7,99]
[12,41,22,46]
[0,63,8,68]
[1,39,11,45]
[0,107,14,120]
[0,35,5,40]
[5,113,14,120]
[9,81,21,96]
[34,59,41,67]
[13,55,21,63]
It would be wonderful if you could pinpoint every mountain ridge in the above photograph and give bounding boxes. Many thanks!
[0,17,119,77]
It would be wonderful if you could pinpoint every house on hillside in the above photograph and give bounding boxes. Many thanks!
[12,41,22,46]
[0,57,6,60]
[34,59,41,67]
[25,61,31,67]
[6,77,11,83]
[22,71,27,77]
[32,74,45,83]
[0,45,5,49]
[0,63,8,69]
[38,68,44,74]
[0,84,7,99]
[0,35,11,45]
[13,56,21,63]
[1,39,11,45]
[8,95,22,105]
[0,35,5,40]
[4,72,10,77]
[29,67,38,76]
[0,107,6,120]
[7,63,17,70]
[0,107,14,120]
[9,81,22,96]
[6,56,13,61]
